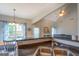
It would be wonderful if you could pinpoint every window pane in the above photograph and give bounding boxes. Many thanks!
[52,27,56,37]
[0,22,25,41]
[8,23,16,41]
[33,28,40,38]
[16,24,25,40]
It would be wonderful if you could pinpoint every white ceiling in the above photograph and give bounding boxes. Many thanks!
[44,10,59,22]
[0,3,64,21]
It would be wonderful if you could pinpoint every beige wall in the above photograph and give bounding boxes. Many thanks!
[77,4,79,40]
[33,4,78,37]
[56,4,77,35]
[33,18,54,37]
[0,14,31,23]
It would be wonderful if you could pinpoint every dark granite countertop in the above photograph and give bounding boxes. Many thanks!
[54,38,79,43]
[4,37,52,42]
[54,38,79,48]
[3,37,79,43]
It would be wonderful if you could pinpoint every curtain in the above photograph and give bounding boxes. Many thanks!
[0,22,4,41]
[0,21,8,41]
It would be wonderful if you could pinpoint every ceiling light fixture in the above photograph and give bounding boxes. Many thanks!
[59,10,65,16]
[13,8,18,55]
